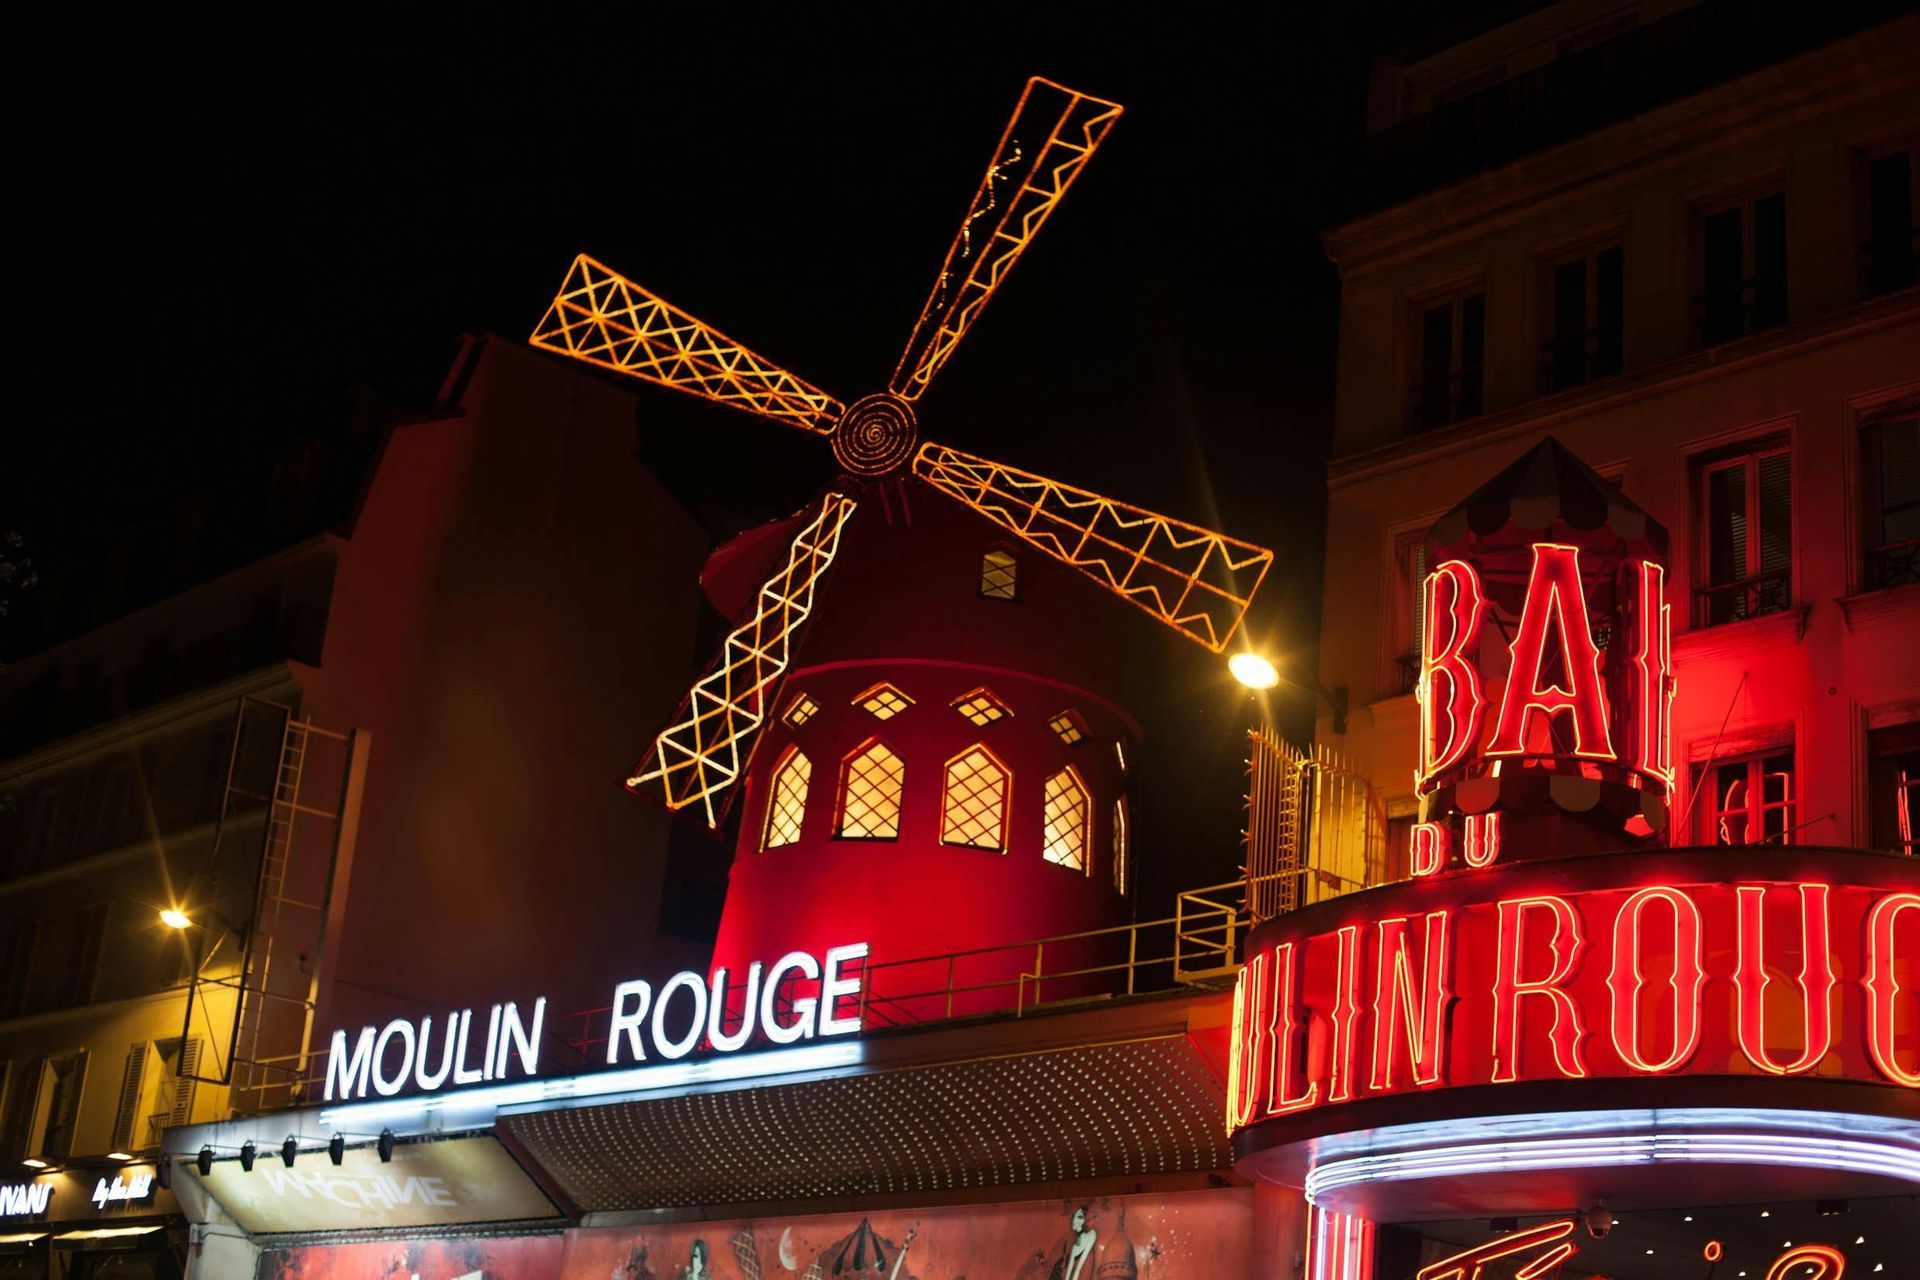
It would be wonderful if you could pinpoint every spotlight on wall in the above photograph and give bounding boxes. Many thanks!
[156,1155,172,1190]
[106,1151,133,1162]
[20,1158,48,1170]
[328,1133,345,1166]
[159,908,192,930]
[239,1141,256,1173]
[377,1129,395,1163]
[280,1136,298,1168]
[197,1147,214,1178]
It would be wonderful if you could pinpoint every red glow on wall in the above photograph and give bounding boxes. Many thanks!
[1486,544,1613,762]
[1492,895,1589,1082]
[1415,1219,1577,1280]
[1605,886,1705,1074]
[1419,560,1486,785]
[1368,911,1453,1090]
[1863,891,1920,1087]
[1734,883,1837,1076]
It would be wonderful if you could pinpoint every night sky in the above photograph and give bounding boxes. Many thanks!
[11,4,1478,907]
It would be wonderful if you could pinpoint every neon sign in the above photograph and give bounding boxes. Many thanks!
[325,942,868,1101]
[1228,873,1917,1130]
[0,1181,51,1216]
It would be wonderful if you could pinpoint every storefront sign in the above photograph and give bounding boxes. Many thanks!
[324,941,868,1101]
[89,1172,153,1209]
[1228,859,1918,1132]
[0,1182,51,1216]
[207,1135,556,1234]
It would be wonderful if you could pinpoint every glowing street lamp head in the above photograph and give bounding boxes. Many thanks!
[160,908,192,930]
[1230,652,1280,690]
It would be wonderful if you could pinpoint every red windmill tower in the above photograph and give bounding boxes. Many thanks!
[530,79,1273,1003]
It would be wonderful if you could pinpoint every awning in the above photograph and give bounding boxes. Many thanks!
[51,1226,163,1245]
[0,1234,46,1245]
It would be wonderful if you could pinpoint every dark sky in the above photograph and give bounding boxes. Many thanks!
[11,3,1471,902]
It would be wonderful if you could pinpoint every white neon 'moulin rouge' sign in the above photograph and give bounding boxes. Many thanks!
[324,942,867,1102]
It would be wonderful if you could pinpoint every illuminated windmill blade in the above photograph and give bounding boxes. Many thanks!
[629,493,859,826]
[888,78,1123,402]
[532,254,844,435]
[914,443,1273,653]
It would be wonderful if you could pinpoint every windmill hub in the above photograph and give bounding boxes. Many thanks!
[832,392,919,477]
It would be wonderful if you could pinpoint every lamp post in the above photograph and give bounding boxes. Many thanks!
[1229,652,1348,734]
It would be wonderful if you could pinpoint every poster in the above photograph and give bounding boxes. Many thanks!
[259,1233,565,1279]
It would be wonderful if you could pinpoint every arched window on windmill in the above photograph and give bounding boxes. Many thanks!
[1041,767,1091,874]
[941,745,1011,852]
[979,546,1019,601]
[836,738,906,840]
[761,746,811,851]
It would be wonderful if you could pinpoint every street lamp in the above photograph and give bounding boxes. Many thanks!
[159,908,192,930]
[1228,651,1348,733]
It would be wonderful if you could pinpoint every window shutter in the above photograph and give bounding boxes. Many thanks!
[169,1039,202,1126]
[111,1043,152,1152]
[4,1059,48,1159]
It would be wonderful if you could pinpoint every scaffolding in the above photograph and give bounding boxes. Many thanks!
[1245,731,1387,924]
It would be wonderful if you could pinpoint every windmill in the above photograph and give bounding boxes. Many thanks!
[530,78,1274,835]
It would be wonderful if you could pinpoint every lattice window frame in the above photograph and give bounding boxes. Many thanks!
[1047,708,1088,746]
[1041,766,1091,875]
[836,738,906,840]
[953,687,1012,726]
[854,682,915,721]
[761,746,812,850]
[980,547,1020,601]
[782,692,821,728]
[940,744,1011,852]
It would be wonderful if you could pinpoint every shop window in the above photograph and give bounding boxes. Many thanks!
[836,740,905,840]
[980,549,1019,600]
[940,746,1010,852]
[853,682,913,721]
[1861,407,1920,590]
[1695,749,1795,846]
[1405,283,1485,432]
[0,919,35,1019]
[1694,188,1787,346]
[1048,710,1088,746]
[1868,722,1920,855]
[1111,798,1129,894]
[951,688,1011,726]
[1391,530,1430,695]
[1694,439,1792,626]
[1041,768,1090,874]
[61,903,108,1008]
[110,1036,199,1152]
[1858,140,1918,296]
[782,692,820,729]
[1538,240,1623,392]
[761,748,811,850]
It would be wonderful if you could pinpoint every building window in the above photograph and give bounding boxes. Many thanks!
[980,549,1019,600]
[836,740,905,840]
[1862,408,1920,590]
[1695,750,1795,846]
[782,692,820,729]
[33,1051,89,1162]
[1859,141,1918,296]
[940,746,1010,852]
[1868,723,1920,855]
[1695,440,1792,626]
[1391,531,1430,695]
[1111,798,1129,894]
[61,903,108,1008]
[1539,241,1623,391]
[853,682,913,721]
[1048,709,1088,746]
[1041,768,1091,874]
[761,747,811,850]
[0,920,36,1019]
[1406,285,1485,432]
[952,688,1011,726]
[1695,189,1786,346]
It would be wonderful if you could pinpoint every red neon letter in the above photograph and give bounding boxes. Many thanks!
[1606,886,1705,1074]
[1328,924,1364,1103]
[1411,821,1448,877]
[1416,1219,1577,1280]
[1462,812,1501,868]
[1369,911,1453,1090]
[1735,883,1837,1076]
[1264,941,1321,1115]
[1228,951,1265,1128]
[1764,1245,1846,1280]
[1492,896,1589,1082]
[1629,560,1675,793]
[1487,544,1613,760]
[1864,891,1920,1088]
[1420,560,1486,785]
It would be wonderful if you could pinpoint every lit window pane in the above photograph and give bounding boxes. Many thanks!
[941,747,1008,851]
[1042,768,1090,873]
[783,693,820,728]
[1047,710,1087,746]
[838,741,905,839]
[762,750,811,850]
[855,683,913,721]
[981,550,1018,600]
[953,688,1010,726]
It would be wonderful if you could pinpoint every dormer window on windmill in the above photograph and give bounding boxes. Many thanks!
[782,692,820,728]
[1048,709,1089,746]
[952,688,1011,726]
[854,682,913,721]
[979,548,1019,600]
